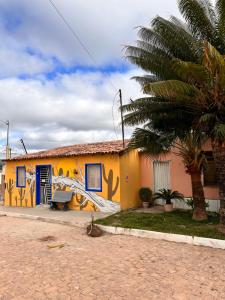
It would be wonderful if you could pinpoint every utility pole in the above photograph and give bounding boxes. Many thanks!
[6,121,9,147]
[20,139,28,154]
[119,89,125,148]
[5,121,10,159]
[0,120,11,159]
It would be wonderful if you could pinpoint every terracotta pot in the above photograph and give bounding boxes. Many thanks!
[164,203,173,212]
[142,202,149,209]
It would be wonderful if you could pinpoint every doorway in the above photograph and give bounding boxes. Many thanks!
[36,165,52,205]
[153,161,170,205]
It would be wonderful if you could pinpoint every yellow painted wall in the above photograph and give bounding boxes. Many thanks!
[4,154,121,211]
[119,150,141,210]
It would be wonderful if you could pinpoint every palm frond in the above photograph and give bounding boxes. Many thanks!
[132,75,159,88]
[199,113,216,123]
[203,41,225,72]
[178,0,215,39]
[151,16,201,62]
[129,127,174,158]
[172,59,210,85]
[216,0,225,37]
[125,45,177,80]
[174,131,207,173]
[213,123,225,141]
[144,80,201,100]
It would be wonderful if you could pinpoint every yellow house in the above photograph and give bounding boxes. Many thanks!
[4,140,141,212]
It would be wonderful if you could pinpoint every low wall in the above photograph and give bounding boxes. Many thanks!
[155,198,220,213]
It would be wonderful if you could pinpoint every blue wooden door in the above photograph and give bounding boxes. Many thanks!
[36,166,41,205]
[36,165,52,205]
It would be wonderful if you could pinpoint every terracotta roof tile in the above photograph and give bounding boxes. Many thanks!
[7,140,130,161]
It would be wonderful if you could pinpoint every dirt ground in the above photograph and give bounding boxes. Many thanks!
[0,216,224,300]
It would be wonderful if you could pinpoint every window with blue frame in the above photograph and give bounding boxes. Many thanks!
[85,163,102,192]
[16,166,26,188]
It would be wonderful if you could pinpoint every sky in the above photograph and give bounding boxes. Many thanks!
[0,0,181,156]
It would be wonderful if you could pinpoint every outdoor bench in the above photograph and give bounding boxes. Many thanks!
[50,191,74,211]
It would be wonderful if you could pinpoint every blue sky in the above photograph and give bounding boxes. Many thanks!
[0,0,180,156]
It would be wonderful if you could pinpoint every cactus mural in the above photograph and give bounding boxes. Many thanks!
[6,179,14,206]
[75,193,88,210]
[103,165,119,200]
[27,178,35,207]
[53,167,70,191]
[19,188,26,206]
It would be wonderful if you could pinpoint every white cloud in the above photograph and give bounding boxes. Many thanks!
[0,0,180,69]
[0,70,142,153]
[0,0,182,156]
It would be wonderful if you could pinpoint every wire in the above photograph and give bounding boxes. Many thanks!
[47,0,118,92]
[47,0,122,141]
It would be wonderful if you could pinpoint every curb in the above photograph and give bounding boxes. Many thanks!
[2,211,225,250]
[98,225,225,250]
[0,211,88,229]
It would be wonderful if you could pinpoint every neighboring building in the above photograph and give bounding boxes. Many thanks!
[140,148,220,212]
[4,140,140,212]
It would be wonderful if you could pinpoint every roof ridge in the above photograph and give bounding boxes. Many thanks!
[6,139,130,161]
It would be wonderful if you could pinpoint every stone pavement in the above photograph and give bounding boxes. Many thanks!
[0,205,110,228]
[0,217,225,300]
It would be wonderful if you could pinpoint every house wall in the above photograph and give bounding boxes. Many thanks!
[119,150,141,210]
[4,154,122,212]
[140,152,220,211]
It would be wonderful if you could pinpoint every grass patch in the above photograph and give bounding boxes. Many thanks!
[96,210,225,240]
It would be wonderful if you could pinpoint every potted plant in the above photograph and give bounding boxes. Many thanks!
[154,189,184,212]
[139,187,153,208]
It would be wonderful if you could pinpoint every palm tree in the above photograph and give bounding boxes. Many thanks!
[123,0,225,221]
[129,126,208,220]
[141,42,225,211]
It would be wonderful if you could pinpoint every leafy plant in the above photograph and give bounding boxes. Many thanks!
[154,189,184,205]
[186,198,209,209]
[139,187,153,205]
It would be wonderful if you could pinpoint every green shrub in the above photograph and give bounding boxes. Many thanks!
[139,188,153,205]
[186,198,209,209]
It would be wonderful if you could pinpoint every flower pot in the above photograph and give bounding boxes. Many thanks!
[142,202,149,209]
[164,203,173,212]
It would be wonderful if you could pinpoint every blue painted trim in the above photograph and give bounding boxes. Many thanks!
[85,163,102,192]
[35,164,52,205]
[16,166,26,188]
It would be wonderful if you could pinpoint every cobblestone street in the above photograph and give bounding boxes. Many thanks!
[0,217,225,300]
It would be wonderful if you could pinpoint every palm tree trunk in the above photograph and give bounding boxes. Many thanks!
[211,142,225,225]
[190,171,207,221]
[211,143,225,208]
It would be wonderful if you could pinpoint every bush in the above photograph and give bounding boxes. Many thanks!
[186,198,209,209]
[139,188,153,206]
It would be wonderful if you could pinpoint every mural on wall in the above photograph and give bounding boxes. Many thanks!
[102,165,119,200]
[6,178,14,206]
[5,166,36,208]
[5,164,120,213]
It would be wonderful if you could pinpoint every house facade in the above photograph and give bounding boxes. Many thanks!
[4,139,220,212]
[140,148,220,212]
[4,140,141,213]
